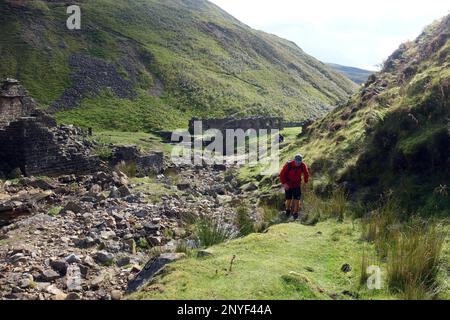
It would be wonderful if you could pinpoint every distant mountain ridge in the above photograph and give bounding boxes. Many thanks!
[0,0,357,131]
[327,63,374,85]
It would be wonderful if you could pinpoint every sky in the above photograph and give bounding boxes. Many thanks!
[209,0,449,70]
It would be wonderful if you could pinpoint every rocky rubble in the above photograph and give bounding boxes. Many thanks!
[0,163,249,300]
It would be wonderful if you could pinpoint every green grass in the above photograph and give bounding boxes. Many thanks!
[55,90,188,132]
[130,176,179,203]
[129,220,397,300]
[92,130,172,154]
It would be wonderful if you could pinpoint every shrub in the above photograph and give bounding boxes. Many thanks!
[196,216,233,248]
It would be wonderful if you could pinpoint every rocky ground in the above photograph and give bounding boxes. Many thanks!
[0,164,257,300]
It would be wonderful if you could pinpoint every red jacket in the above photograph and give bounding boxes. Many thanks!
[280,161,310,188]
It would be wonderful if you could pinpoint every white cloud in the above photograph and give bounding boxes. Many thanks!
[209,0,449,69]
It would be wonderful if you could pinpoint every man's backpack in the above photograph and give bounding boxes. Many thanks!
[285,161,303,183]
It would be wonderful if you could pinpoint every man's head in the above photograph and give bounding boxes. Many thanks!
[294,154,303,167]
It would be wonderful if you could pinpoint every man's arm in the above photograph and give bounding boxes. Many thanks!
[279,163,288,185]
[302,163,310,184]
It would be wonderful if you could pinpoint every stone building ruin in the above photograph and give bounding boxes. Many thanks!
[0,78,102,177]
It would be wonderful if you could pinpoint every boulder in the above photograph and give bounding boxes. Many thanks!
[127,253,185,293]
[66,264,82,292]
[62,202,83,214]
[241,182,258,192]
[93,251,115,265]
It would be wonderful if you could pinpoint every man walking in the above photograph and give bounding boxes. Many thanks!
[279,154,310,220]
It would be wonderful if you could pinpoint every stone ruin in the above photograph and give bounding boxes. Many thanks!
[189,116,283,134]
[0,78,102,177]
[111,145,164,177]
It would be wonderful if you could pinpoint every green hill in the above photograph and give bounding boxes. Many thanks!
[284,15,450,215]
[327,63,374,85]
[0,0,357,131]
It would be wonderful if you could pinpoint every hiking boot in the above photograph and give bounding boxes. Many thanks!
[285,210,291,218]
[293,213,299,221]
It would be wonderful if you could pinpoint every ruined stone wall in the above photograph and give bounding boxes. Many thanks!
[0,79,35,128]
[0,118,102,176]
[0,78,103,177]
[111,146,165,176]
[189,117,283,134]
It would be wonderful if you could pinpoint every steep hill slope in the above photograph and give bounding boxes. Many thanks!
[0,0,357,131]
[327,63,374,85]
[285,15,450,215]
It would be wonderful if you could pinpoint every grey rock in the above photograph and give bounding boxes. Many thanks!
[127,253,185,293]
[75,237,96,249]
[89,184,102,194]
[39,270,61,282]
[110,290,123,301]
[9,253,27,264]
[133,209,148,218]
[108,187,121,199]
[65,254,82,265]
[116,256,131,268]
[19,275,34,289]
[241,182,258,192]
[46,284,65,296]
[66,264,82,292]
[93,251,114,265]
[176,183,190,191]
[197,250,213,258]
[118,185,131,197]
[65,292,82,300]
[50,259,68,275]
[62,201,83,214]
[100,230,116,240]
[90,273,106,290]
[144,223,159,234]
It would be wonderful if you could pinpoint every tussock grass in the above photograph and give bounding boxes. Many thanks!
[361,199,400,258]
[235,206,255,237]
[360,199,446,299]
[196,216,233,248]
[386,223,445,299]
[328,188,348,222]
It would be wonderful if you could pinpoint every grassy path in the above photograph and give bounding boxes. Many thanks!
[130,221,395,300]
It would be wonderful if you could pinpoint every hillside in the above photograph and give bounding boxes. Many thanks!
[327,63,374,85]
[0,0,357,131]
[283,15,450,215]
